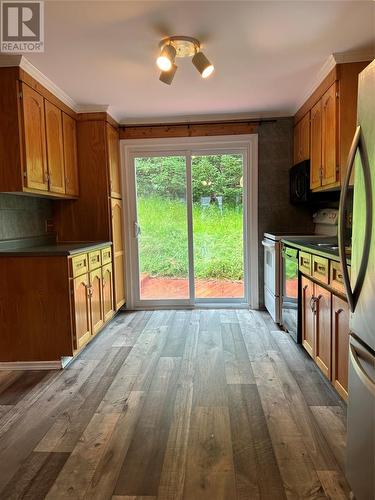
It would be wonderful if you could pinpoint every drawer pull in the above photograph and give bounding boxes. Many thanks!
[317,264,326,273]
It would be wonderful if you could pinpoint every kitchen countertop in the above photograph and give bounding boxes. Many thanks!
[281,238,351,264]
[0,236,112,257]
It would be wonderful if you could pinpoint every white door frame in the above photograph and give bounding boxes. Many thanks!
[121,134,259,309]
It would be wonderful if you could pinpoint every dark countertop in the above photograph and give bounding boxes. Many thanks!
[0,236,112,257]
[281,238,351,264]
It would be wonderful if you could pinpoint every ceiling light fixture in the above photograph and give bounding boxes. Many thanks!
[156,36,214,84]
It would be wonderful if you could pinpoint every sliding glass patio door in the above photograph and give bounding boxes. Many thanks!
[129,148,248,307]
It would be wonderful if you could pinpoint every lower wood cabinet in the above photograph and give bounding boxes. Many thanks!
[314,285,331,379]
[301,275,350,400]
[301,276,315,357]
[89,267,105,336]
[0,245,115,363]
[71,248,114,350]
[72,273,92,349]
[332,295,350,399]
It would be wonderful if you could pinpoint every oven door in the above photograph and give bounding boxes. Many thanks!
[281,245,300,342]
[262,238,280,323]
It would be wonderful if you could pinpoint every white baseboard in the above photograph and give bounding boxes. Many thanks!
[0,360,64,370]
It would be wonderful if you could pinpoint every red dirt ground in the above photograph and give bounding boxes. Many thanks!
[140,274,244,299]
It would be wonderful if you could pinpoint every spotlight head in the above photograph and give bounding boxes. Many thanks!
[192,51,214,78]
[159,63,177,85]
[156,44,176,72]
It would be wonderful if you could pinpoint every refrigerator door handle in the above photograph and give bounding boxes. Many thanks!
[338,125,373,312]
[349,343,375,397]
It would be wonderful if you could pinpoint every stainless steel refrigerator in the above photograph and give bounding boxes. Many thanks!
[339,60,375,500]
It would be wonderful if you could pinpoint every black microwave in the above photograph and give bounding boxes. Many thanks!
[290,160,310,204]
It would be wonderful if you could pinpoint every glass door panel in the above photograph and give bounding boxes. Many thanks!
[134,155,189,300]
[191,154,245,299]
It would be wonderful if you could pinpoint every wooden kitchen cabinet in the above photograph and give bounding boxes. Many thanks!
[314,285,331,379]
[321,83,338,188]
[301,276,315,358]
[111,198,126,309]
[102,263,115,322]
[89,267,104,335]
[0,67,79,198]
[301,277,332,379]
[293,112,310,164]
[0,244,115,364]
[22,83,49,192]
[310,100,322,190]
[294,61,370,192]
[55,115,126,311]
[63,113,79,196]
[107,123,122,199]
[332,295,350,400]
[72,273,91,350]
[45,99,66,194]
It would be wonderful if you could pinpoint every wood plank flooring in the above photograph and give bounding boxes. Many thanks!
[0,309,350,499]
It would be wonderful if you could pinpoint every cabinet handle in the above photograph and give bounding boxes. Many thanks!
[317,264,326,273]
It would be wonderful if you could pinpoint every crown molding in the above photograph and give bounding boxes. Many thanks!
[0,55,119,121]
[295,50,374,113]
[19,55,79,111]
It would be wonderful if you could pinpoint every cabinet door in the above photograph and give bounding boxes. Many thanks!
[314,285,331,379]
[21,83,48,191]
[72,273,91,349]
[332,295,349,400]
[62,113,79,196]
[111,198,126,309]
[107,123,122,199]
[310,99,322,190]
[301,276,315,358]
[45,100,65,194]
[321,83,338,187]
[102,263,115,322]
[89,268,104,335]
[293,122,300,165]
[300,112,310,161]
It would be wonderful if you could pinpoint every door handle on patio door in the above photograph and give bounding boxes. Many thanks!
[134,222,141,238]
[338,125,373,313]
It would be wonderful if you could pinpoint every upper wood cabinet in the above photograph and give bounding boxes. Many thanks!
[293,112,310,164]
[107,123,122,199]
[310,100,322,190]
[62,113,79,196]
[22,83,48,192]
[321,83,338,188]
[0,67,79,199]
[294,61,370,192]
[45,99,66,194]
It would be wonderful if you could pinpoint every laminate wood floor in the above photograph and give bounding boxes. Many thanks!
[0,310,350,499]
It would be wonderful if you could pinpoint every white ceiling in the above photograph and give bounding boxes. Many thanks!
[24,1,375,123]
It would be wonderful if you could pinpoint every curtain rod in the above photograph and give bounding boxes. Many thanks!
[120,118,278,129]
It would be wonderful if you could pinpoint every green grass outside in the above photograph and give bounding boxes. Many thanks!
[137,197,244,280]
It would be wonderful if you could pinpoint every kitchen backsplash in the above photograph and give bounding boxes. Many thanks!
[0,194,52,241]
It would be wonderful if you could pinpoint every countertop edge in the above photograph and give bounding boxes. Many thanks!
[0,241,112,257]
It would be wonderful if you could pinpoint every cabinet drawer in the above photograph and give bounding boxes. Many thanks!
[299,251,312,275]
[330,261,349,294]
[101,246,112,265]
[71,253,88,278]
[88,250,101,270]
[312,256,329,284]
